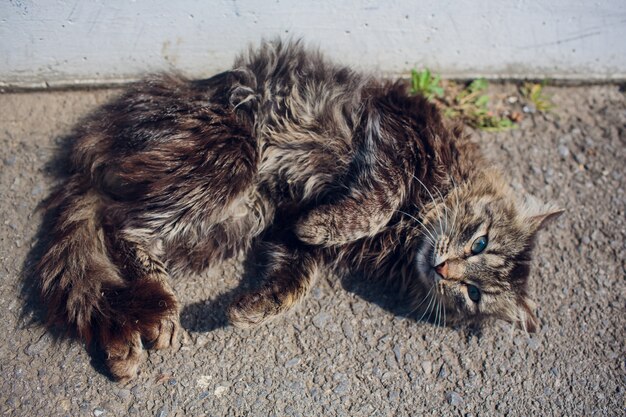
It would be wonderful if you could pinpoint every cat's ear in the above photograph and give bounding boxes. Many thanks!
[516,297,539,333]
[519,194,564,231]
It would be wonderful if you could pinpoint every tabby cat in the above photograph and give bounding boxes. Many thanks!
[35,40,562,381]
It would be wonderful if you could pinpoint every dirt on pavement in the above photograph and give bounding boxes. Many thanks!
[0,84,624,416]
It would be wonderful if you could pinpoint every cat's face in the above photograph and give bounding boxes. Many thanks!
[413,173,563,331]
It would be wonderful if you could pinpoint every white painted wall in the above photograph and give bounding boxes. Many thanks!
[1,0,625,87]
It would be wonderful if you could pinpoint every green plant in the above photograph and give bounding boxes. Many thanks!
[520,81,554,112]
[445,78,516,131]
[408,70,518,131]
[410,69,444,100]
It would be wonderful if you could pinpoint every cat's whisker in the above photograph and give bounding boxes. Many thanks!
[410,284,435,315]
[435,296,441,331]
[411,203,441,247]
[446,175,461,239]
[425,293,437,326]
[397,210,437,245]
[412,174,444,236]
[417,290,437,323]
[431,182,451,234]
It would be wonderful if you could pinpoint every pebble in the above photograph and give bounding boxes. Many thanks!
[557,144,570,158]
[25,335,49,356]
[393,344,403,364]
[3,155,16,166]
[421,361,433,375]
[388,390,400,401]
[581,236,591,245]
[31,184,43,196]
[333,380,350,395]
[574,152,586,165]
[437,364,448,379]
[155,405,168,417]
[285,357,300,368]
[312,312,331,329]
[341,321,354,339]
[445,391,464,406]
[214,386,228,397]
[311,287,323,299]
[93,409,105,417]
[522,104,536,114]
[527,337,540,351]
[115,389,131,400]
[130,385,143,398]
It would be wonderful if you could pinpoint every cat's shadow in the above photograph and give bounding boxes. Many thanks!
[179,249,271,333]
[20,132,76,329]
[179,251,443,334]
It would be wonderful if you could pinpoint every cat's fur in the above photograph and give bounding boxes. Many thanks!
[35,39,562,381]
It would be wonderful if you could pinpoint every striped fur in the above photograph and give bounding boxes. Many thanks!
[35,39,561,381]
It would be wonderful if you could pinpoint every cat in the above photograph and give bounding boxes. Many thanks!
[34,39,563,381]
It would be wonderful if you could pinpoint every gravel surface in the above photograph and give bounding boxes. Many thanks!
[0,84,624,416]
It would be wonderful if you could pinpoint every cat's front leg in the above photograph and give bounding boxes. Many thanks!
[295,183,402,246]
[228,241,319,328]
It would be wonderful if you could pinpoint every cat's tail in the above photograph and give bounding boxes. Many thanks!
[35,177,177,369]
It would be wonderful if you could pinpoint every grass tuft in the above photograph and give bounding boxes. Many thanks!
[408,70,555,131]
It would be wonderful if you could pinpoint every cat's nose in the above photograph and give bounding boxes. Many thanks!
[435,261,448,278]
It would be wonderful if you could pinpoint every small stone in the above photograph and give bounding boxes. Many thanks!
[333,380,350,395]
[557,145,570,158]
[31,184,43,196]
[522,104,536,114]
[341,321,354,339]
[527,337,540,351]
[155,405,168,417]
[421,361,433,375]
[93,409,105,417]
[115,389,131,400]
[437,364,448,379]
[25,334,49,356]
[445,391,464,406]
[130,385,143,398]
[507,96,518,104]
[388,390,400,401]
[312,312,331,329]
[214,386,228,397]
[3,155,16,166]
[285,357,300,368]
[393,344,403,364]
[581,236,590,245]
[574,152,586,165]
[311,287,323,299]
[196,375,212,389]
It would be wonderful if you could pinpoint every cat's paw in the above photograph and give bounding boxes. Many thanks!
[105,332,146,383]
[294,213,334,246]
[142,314,180,350]
[228,291,281,329]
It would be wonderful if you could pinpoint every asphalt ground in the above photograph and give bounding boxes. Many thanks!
[0,84,624,416]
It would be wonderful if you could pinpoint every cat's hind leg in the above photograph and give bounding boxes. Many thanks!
[100,234,180,380]
[228,241,320,329]
[36,180,179,382]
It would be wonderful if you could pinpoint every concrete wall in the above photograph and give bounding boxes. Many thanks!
[2,0,625,87]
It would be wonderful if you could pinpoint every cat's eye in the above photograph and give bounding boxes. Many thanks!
[470,235,488,255]
[467,284,481,303]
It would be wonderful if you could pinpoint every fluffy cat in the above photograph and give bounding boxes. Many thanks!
[35,39,562,381]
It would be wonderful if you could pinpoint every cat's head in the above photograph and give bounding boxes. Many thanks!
[412,170,563,332]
